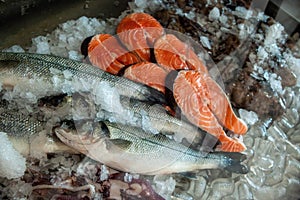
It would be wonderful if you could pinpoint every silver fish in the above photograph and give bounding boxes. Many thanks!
[0,52,165,103]
[55,121,248,175]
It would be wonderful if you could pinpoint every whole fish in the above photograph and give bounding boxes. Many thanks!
[0,52,165,104]
[55,121,248,175]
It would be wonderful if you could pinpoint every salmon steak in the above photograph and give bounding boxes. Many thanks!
[117,12,165,61]
[82,12,248,152]
[88,34,140,74]
[173,70,247,152]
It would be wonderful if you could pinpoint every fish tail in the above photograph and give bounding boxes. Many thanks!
[216,152,248,174]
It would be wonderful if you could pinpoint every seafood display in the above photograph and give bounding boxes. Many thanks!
[0,52,208,145]
[1,96,248,175]
[0,0,300,199]
[84,12,248,152]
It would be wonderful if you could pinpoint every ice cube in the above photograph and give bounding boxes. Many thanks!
[63,69,73,79]
[192,176,207,199]
[135,0,147,9]
[285,178,300,199]
[244,166,265,188]
[67,36,77,49]
[233,6,253,19]
[211,178,235,197]
[235,181,253,200]
[171,192,193,200]
[0,132,26,179]
[153,175,176,200]
[219,14,228,25]
[58,33,67,43]
[285,140,300,159]
[264,23,284,47]
[100,165,109,181]
[284,156,300,178]
[281,108,299,129]
[68,50,83,61]
[255,155,274,172]
[269,73,283,94]
[252,138,275,156]
[141,110,159,134]
[89,18,101,28]
[76,16,89,28]
[200,36,211,50]
[267,124,288,151]
[238,109,259,125]
[263,153,285,186]
[36,41,50,54]
[253,184,286,200]
[257,46,268,62]
[208,7,220,21]
[2,45,25,53]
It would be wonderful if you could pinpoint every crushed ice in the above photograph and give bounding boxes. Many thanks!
[0,132,26,179]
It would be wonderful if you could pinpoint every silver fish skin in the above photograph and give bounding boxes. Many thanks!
[0,52,165,103]
[55,121,248,175]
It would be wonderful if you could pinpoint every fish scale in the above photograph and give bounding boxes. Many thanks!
[0,111,43,137]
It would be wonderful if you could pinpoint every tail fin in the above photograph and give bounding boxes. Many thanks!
[217,152,249,174]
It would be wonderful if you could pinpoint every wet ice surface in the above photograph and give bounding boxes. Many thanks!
[1,0,300,199]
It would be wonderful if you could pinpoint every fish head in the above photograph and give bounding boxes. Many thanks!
[54,120,107,154]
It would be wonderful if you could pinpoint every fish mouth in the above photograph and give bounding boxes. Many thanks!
[54,122,103,147]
